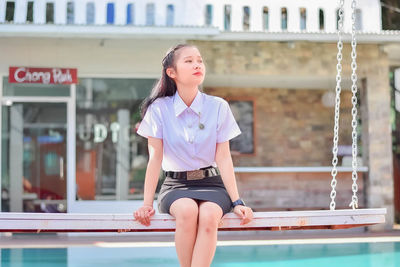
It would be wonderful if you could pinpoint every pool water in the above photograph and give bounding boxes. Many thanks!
[1,242,400,267]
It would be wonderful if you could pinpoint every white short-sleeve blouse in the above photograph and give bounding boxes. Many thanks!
[137,90,241,171]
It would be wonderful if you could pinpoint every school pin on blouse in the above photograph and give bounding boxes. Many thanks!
[198,112,205,130]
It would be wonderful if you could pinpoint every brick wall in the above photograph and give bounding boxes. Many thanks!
[205,87,354,167]
[236,172,365,211]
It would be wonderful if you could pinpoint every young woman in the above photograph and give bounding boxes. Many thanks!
[134,44,253,267]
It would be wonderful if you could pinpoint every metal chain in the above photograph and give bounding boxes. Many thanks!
[330,0,344,211]
[349,0,359,210]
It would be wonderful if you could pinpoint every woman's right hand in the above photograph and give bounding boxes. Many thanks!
[133,205,155,226]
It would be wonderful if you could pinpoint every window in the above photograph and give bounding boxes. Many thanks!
[0,100,68,212]
[205,4,213,26]
[281,8,287,30]
[67,2,74,24]
[86,2,95,24]
[2,77,70,97]
[355,9,362,30]
[166,4,174,26]
[27,1,34,22]
[146,3,155,26]
[5,1,15,22]
[319,9,324,30]
[262,7,269,30]
[300,8,306,30]
[243,6,250,31]
[46,2,54,24]
[107,3,114,24]
[228,100,254,154]
[75,78,156,200]
[127,3,135,24]
[336,8,344,30]
[224,5,231,31]
[44,152,61,176]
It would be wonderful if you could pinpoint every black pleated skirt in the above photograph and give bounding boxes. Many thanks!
[157,174,232,215]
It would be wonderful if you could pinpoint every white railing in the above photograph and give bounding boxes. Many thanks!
[0,0,382,32]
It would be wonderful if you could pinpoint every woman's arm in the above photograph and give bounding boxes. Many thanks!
[215,141,253,224]
[143,137,163,206]
[215,141,240,202]
[134,137,163,226]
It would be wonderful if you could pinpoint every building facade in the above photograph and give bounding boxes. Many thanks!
[0,0,398,231]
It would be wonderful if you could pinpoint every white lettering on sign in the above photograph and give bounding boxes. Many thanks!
[13,67,73,84]
[78,123,138,144]
[110,122,120,143]
[94,124,108,143]
[15,67,51,84]
[78,124,91,141]
[52,69,73,83]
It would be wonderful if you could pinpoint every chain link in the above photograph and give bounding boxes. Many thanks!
[330,0,359,210]
[349,0,359,210]
[330,0,344,211]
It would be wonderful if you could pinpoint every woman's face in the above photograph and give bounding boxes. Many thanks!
[167,46,206,87]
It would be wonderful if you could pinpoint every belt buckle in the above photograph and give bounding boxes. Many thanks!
[187,170,205,180]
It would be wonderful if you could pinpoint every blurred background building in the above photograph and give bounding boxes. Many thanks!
[0,0,399,231]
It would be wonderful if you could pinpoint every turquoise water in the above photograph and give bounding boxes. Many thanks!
[1,242,400,267]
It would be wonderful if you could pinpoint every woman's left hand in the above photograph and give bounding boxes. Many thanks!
[233,205,253,225]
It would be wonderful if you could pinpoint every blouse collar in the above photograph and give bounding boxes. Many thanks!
[173,90,203,117]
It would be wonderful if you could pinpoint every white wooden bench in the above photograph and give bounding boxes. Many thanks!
[0,208,386,233]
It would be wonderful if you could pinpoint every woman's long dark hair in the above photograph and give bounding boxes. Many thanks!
[140,43,195,118]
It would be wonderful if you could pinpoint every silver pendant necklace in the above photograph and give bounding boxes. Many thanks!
[198,112,205,130]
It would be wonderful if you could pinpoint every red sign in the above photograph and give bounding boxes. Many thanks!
[9,67,78,84]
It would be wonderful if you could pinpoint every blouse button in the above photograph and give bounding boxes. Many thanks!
[188,124,192,128]
[189,137,194,143]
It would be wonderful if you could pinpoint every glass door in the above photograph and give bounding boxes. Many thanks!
[1,102,67,213]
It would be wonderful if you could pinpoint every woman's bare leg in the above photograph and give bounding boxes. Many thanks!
[169,198,199,267]
[191,201,223,267]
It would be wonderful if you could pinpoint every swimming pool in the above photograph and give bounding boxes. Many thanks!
[1,239,400,267]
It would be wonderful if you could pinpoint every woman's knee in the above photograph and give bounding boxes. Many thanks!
[198,202,223,233]
[170,198,199,226]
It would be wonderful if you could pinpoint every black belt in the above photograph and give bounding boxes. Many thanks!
[165,166,220,180]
